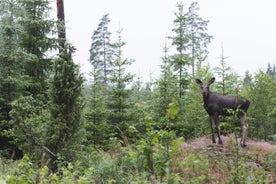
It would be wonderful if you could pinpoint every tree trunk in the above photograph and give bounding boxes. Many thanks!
[57,0,66,51]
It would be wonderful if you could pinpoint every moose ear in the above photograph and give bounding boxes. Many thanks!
[209,77,215,84]
[195,79,202,85]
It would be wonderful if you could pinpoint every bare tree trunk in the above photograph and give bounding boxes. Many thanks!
[57,0,66,51]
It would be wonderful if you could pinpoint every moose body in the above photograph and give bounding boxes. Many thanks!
[196,77,250,147]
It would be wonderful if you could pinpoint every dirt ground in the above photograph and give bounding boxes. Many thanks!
[184,134,276,154]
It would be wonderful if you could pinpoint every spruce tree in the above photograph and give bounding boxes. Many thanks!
[89,14,114,95]
[152,39,178,128]
[214,45,240,95]
[18,0,56,98]
[84,65,110,148]
[0,0,23,158]
[245,71,276,140]
[45,0,84,163]
[85,14,114,148]
[170,2,189,99]
[47,46,84,161]
[107,28,134,142]
[170,2,212,98]
[185,2,212,77]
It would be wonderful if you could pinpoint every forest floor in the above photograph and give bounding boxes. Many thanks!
[185,134,276,153]
[180,134,276,183]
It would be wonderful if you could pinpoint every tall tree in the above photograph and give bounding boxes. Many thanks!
[47,47,84,161]
[0,0,23,158]
[85,14,114,148]
[18,0,56,98]
[170,2,212,98]
[170,2,189,99]
[45,0,84,163]
[89,14,114,95]
[151,38,178,127]
[107,28,134,141]
[185,2,212,77]
[84,62,110,148]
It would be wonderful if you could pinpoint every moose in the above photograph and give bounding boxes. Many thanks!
[196,77,250,147]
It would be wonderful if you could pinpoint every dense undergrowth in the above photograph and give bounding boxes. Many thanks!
[0,133,275,184]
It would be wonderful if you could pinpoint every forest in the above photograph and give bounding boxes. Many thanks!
[0,0,275,183]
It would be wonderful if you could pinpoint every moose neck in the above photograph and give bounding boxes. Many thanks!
[202,92,211,104]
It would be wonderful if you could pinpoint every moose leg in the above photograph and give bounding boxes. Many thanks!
[213,115,223,145]
[209,116,216,144]
[239,114,248,147]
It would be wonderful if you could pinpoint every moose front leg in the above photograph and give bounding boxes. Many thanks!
[214,115,223,145]
[209,116,216,144]
[212,115,223,145]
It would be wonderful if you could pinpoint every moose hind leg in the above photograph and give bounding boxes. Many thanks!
[239,114,248,147]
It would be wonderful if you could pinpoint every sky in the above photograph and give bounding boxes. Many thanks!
[56,0,276,82]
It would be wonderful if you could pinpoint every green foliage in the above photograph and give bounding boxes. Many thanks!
[6,155,37,184]
[0,0,58,159]
[184,2,212,76]
[170,2,190,98]
[151,41,178,127]
[89,14,114,90]
[9,95,50,161]
[266,63,276,79]
[18,0,57,96]
[245,71,276,140]
[47,48,84,160]
[106,28,135,140]
[214,45,241,95]
[0,0,25,158]
[1,138,275,183]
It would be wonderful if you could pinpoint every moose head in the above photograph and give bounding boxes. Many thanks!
[196,77,215,99]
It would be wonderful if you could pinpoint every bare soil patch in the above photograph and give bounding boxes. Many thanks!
[185,134,276,154]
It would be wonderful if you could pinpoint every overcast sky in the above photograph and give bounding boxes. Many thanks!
[59,0,276,82]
